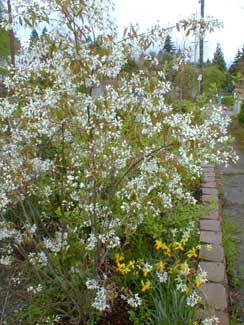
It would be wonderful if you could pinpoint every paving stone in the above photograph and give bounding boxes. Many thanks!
[202,194,218,203]
[203,176,216,183]
[200,283,227,310]
[202,181,217,188]
[202,188,218,195]
[202,164,214,168]
[200,220,221,231]
[200,210,219,220]
[203,173,216,178]
[199,244,224,262]
[199,261,225,282]
[204,172,215,177]
[203,167,215,173]
[200,231,222,245]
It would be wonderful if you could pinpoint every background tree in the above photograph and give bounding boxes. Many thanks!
[202,65,226,98]
[212,43,226,71]
[163,34,176,54]
[229,47,244,76]
[174,63,199,100]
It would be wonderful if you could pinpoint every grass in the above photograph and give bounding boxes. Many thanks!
[230,315,244,325]
[222,213,244,324]
[222,213,239,287]
[230,118,244,149]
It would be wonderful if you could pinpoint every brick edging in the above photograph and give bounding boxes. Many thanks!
[197,165,230,325]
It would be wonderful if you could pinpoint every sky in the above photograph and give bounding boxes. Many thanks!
[114,0,244,65]
[16,0,244,65]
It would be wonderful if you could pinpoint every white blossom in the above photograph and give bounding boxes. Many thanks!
[126,293,142,308]
[86,279,99,290]
[27,284,43,294]
[156,271,168,283]
[28,251,48,267]
[0,255,12,266]
[92,287,109,312]
[202,316,220,325]
[186,290,201,307]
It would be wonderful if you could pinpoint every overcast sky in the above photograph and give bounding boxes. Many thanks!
[114,0,244,64]
[16,0,244,65]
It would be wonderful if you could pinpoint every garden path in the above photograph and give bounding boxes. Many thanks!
[220,120,244,321]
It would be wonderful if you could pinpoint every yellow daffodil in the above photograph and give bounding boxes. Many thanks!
[164,245,172,257]
[115,254,124,264]
[155,240,171,256]
[187,247,198,259]
[168,264,179,274]
[195,278,202,288]
[128,260,135,270]
[195,270,207,288]
[141,280,151,293]
[155,239,165,250]
[175,241,185,252]
[115,262,130,274]
[143,269,149,277]
[155,261,165,272]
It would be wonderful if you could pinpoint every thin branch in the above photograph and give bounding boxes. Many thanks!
[113,143,173,190]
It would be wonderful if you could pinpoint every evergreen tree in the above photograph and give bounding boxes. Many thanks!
[229,48,244,75]
[212,43,226,71]
[163,35,176,54]
[29,29,39,48]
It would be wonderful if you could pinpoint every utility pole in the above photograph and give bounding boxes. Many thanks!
[199,0,204,94]
[7,0,15,67]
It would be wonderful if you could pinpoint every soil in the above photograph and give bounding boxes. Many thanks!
[98,298,132,325]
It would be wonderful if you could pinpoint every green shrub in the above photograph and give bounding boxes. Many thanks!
[222,95,234,107]
[172,99,199,113]
[238,102,244,123]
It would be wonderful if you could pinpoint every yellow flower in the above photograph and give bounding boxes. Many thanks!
[187,247,198,259]
[141,280,151,293]
[195,270,207,288]
[195,278,202,288]
[168,264,179,274]
[128,260,135,270]
[175,241,185,252]
[115,262,130,274]
[192,321,199,325]
[155,240,171,256]
[143,269,149,277]
[115,254,124,264]
[164,245,172,257]
[155,261,165,272]
[155,239,165,250]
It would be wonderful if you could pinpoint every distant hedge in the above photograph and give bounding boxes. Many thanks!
[222,95,234,107]
[238,101,244,123]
